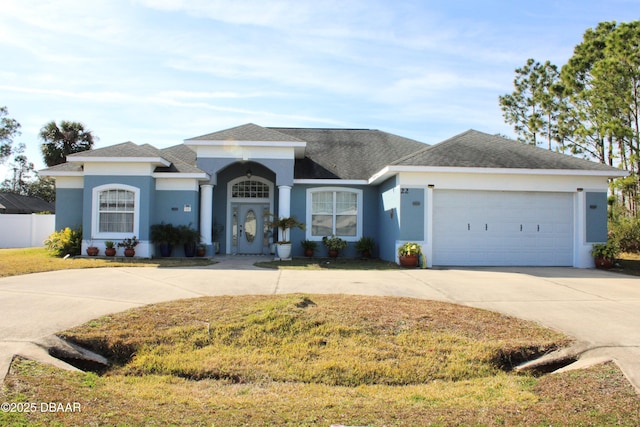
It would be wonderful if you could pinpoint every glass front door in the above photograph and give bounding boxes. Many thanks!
[235,203,268,254]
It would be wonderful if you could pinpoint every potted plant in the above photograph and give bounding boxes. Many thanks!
[268,215,305,259]
[196,243,207,257]
[179,224,200,258]
[322,234,348,258]
[104,241,116,257]
[398,242,422,268]
[301,240,317,257]
[591,240,619,269]
[118,236,139,257]
[86,241,99,256]
[355,236,375,258]
[150,222,179,257]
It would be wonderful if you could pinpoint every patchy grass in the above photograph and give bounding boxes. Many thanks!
[256,257,401,270]
[0,247,214,278]
[616,252,640,276]
[3,294,638,426]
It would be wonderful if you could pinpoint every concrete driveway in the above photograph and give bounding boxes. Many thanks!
[1,257,639,392]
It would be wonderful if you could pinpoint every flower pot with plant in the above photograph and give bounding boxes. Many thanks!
[301,239,317,257]
[150,222,179,257]
[322,235,348,258]
[104,241,116,257]
[355,236,375,258]
[591,240,619,269]
[179,223,200,257]
[86,241,99,256]
[398,242,422,268]
[267,215,305,259]
[118,236,139,257]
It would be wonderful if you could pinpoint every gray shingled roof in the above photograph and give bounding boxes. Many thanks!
[0,192,55,214]
[394,129,623,172]
[66,141,161,159]
[41,141,206,175]
[186,123,305,142]
[271,128,428,180]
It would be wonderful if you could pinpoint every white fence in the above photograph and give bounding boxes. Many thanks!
[0,214,56,248]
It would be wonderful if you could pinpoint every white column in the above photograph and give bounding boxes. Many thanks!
[574,188,591,268]
[425,185,434,268]
[200,184,214,246]
[278,185,292,241]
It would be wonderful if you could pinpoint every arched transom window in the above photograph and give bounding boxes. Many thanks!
[232,180,270,199]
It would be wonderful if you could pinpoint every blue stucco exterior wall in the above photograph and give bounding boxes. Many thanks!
[289,184,378,258]
[399,188,425,241]
[586,192,608,243]
[153,190,199,227]
[54,188,83,230]
[377,177,400,262]
[83,176,155,240]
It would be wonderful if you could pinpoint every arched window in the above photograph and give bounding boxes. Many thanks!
[92,184,140,238]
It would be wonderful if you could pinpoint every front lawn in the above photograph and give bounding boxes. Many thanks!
[0,247,214,278]
[2,294,639,426]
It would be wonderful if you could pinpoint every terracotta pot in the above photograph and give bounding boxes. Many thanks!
[105,247,116,257]
[399,254,419,268]
[328,249,339,258]
[361,249,371,258]
[594,256,615,269]
[196,247,206,257]
[124,248,135,257]
[86,246,99,256]
[304,249,314,258]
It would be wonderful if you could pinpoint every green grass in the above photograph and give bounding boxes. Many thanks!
[0,247,214,278]
[2,294,639,426]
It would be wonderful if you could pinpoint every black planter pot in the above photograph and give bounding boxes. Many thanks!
[184,242,196,258]
[159,243,173,257]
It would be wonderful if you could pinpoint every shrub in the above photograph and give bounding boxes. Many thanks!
[609,217,640,253]
[44,227,82,257]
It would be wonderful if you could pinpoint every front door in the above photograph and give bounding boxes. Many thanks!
[237,204,266,254]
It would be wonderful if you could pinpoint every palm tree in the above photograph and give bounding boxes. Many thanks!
[39,120,96,167]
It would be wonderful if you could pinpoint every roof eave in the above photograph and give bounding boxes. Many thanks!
[69,156,171,167]
[369,165,628,185]
[38,170,83,177]
[153,172,211,181]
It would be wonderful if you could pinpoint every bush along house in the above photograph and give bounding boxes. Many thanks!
[40,123,626,267]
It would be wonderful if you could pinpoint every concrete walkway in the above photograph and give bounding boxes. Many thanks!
[1,256,639,392]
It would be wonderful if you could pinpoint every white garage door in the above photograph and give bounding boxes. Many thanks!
[433,190,574,266]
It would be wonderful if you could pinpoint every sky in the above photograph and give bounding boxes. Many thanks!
[1,0,640,180]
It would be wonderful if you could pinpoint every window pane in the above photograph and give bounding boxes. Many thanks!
[336,215,357,236]
[312,192,333,215]
[336,192,357,215]
[98,189,135,233]
[312,214,333,236]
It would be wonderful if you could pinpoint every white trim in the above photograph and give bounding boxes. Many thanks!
[294,179,368,185]
[369,165,628,185]
[51,176,84,189]
[91,184,141,240]
[69,156,170,166]
[153,172,210,180]
[305,187,363,242]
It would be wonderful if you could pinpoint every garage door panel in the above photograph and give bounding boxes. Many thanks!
[433,190,573,266]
